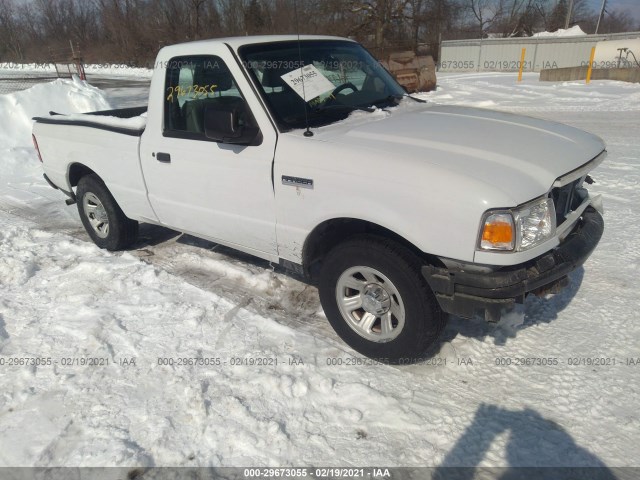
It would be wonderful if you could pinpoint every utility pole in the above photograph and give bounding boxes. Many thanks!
[564,0,574,29]
[595,0,607,34]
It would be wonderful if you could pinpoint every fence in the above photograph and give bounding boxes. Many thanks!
[0,43,85,95]
[439,31,640,73]
[0,69,63,94]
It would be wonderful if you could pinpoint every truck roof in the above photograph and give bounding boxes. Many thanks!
[158,35,355,57]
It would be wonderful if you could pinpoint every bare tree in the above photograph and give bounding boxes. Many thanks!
[67,0,100,45]
[347,0,412,49]
[593,8,636,34]
[0,0,552,64]
[490,0,547,37]
[217,0,246,35]
[243,0,270,35]
[97,0,153,63]
[404,0,463,56]
[468,0,504,36]
[188,0,207,38]
[0,0,25,60]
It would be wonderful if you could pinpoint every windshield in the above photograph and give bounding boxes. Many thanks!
[239,40,406,130]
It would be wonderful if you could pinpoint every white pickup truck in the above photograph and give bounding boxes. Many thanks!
[32,35,605,362]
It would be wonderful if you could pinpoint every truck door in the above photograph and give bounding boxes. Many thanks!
[140,50,278,260]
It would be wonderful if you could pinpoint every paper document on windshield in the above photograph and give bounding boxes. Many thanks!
[281,64,335,101]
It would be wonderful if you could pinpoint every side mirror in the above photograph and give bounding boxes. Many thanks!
[204,101,260,145]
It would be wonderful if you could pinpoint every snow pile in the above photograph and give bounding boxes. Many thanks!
[0,78,112,226]
[0,76,111,149]
[532,25,587,37]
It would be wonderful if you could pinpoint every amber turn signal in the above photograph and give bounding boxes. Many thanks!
[480,213,514,250]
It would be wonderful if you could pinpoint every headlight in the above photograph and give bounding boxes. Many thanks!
[515,197,556,251]
[479,197,556,252]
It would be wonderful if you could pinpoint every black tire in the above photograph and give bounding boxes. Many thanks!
[318,236,446,364]
[76,174,138,251]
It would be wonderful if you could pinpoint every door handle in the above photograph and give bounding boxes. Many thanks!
[155,152,171,163]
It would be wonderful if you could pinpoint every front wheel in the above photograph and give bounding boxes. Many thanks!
[76,174,138,251]
[318,236,446,364]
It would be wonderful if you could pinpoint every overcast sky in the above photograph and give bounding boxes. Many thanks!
[585,0,640,23]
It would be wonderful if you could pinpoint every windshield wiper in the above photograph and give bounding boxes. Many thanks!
[370,94,402,107]
[313,104,375,115]
[372,93,427,108]
[404,93,427,103]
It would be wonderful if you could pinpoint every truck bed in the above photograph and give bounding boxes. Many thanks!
[32,105,157,223]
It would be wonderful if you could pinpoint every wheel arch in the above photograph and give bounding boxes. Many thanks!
[302,217,444,281]
[68,162,99,187]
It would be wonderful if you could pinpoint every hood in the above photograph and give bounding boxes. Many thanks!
[314,104,606,205]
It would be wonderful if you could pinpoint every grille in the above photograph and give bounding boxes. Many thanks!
[550,178,584,226]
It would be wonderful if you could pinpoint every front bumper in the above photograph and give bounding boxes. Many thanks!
[422,206,604,322]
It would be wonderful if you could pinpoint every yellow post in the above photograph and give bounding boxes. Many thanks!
[517,48,526,82]
[586,46,596,84]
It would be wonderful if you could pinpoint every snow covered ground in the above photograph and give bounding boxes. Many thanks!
[0,64,152,97]
[0,72,639,472]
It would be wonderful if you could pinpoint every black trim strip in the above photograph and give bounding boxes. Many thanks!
[42,173,59,190]
[225,42,280,193]
[43,174,76,203]
[32,116,145,137]
[227,43,281,135]
[87,106,148,118]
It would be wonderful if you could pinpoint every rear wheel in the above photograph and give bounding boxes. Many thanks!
[76,174,138,250]
[318,236,446,364]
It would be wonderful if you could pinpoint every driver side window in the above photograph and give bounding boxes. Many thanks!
[164,55,244,139]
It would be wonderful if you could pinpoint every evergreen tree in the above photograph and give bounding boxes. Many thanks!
[548,0,568,31]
